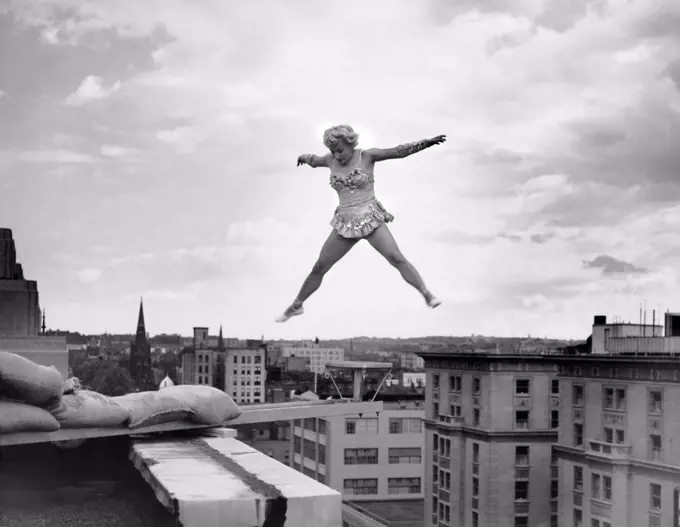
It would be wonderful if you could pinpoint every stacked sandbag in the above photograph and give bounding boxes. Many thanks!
[0,352,64,434]
[47,390,130,429]
[0,351,63,406]
[160,385,241,425]
[112,390,196,429]
[0,400,60,434]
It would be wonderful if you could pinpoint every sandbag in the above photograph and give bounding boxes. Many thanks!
[160,385,241,426]
[0,352,64,406]
[48,390,130,429]
[113,391,195,429]
[0,400,61,434]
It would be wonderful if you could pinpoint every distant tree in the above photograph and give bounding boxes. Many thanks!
[72,357,136,396]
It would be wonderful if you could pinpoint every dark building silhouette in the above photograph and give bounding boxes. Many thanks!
[0,228,41,336]
[129,299,153,390]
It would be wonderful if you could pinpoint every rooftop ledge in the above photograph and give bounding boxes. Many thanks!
[132,427,341,527]
[0,399,383,447]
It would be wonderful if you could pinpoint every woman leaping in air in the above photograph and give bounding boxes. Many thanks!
[276,124,446,323]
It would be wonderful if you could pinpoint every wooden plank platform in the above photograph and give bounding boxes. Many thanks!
[0,399,382,447]
[131,433,341,527]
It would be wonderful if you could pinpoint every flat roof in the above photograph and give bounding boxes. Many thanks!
[345,499,424,527]
[326,360,392,370]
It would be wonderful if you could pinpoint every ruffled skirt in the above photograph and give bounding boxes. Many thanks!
[330,198,394,239]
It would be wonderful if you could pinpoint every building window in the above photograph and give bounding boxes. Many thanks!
[473,408,481,427]
[472,442,480,475]
[551,516,558,527]
[591,521,612,527]
[648,390,662,414]
[515,411,529,430]
[344,448,378,465]
[432,373,439,387]
[450,375,461,392]
[345,417,378,435]
[433,402,439,416]
[573,466,583,492]
[389,418,422,434]
[343,478,378,496]
[515,480,529,501]
[345,418,356,434]
[515,446,529,466]
[318,419,327,435]
[551,480,558,499]
[439,437,451,457]
[591,473,612,501]
[388,447,422,464]
[572,384,584,406]
[515,516,529,527]
[649,434,662,461]
[648,514,661,527]
[387,477,421,495]
[650,483,661,510]
[473,377,481,394]
[515,379,531,396]
[573,423,584,446]
[450,404,462,417]
[603,426,625,444]
[603,387,626,411]
[573,509,582,527]
[551,410,559,429]
[472,511,479,527]
[551,379,560,395]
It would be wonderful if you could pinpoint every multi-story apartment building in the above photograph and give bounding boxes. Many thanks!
[224,346,266,404]
[290,395,425,500]
[555,353,680,527]
[270,343,344,374]
[400,349,425,370]
[420,351,559,527]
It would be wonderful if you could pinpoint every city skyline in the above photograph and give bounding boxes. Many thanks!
[1,1,679,339]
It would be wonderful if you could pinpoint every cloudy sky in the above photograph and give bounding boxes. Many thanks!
[1,0,679,340]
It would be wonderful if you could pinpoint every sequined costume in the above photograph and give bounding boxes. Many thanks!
[329,150,394,239]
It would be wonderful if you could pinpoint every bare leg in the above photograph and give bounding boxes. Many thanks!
[276,231,359,322]
[366,224,441,308]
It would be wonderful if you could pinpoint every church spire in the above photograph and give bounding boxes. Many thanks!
[218,323,225,351]
[136,297,146,338]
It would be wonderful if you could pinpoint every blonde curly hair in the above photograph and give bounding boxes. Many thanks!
[323,124,359,149]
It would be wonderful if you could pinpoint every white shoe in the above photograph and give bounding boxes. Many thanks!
[275,304,304,323]
[427,296,442,309]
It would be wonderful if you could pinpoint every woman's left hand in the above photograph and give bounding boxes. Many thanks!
[429,135,447,146]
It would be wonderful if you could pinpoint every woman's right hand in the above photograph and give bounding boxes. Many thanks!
[297,155,309,166]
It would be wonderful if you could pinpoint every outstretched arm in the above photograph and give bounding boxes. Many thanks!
[365,135,446,162]
[297,153,330,168]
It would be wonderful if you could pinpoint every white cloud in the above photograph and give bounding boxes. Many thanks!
[100,145,142,159]
[156,126,204,154]
[64,75,120,106]
[18,149,99,163]
[77,268,102,283]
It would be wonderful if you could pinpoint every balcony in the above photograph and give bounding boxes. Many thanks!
[588,439,631,459]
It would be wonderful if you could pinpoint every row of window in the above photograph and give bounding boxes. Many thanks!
[344,417,422,435]
[573,466,662,509]
[572,384,664,414]
[343,478,421,495]
[344,447,422,465]
[433,375,561,397]
[231,355,263,363]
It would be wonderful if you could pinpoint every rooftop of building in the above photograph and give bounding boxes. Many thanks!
[344,499,424,527]
[417,349,680,365]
